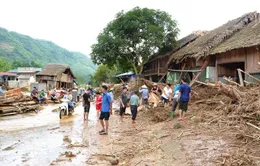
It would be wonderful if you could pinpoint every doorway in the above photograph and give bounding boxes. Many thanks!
[218,62,245,83]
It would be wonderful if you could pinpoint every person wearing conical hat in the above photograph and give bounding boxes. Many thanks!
[139,85,149,106]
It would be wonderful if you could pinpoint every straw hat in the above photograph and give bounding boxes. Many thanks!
[141,85,148,89]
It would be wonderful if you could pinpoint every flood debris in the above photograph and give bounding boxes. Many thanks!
[2,143,18,151]
[63,136,72,144]
[110,159,119,165]
[47,127,60,130]
[0,94,40,116]
[64,151,76,158]
[173,123,182,129]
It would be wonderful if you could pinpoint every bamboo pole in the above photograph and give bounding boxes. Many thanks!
[237,69,260,83]
[178,63,187,83]
[190,58,210,87]
[237,69,244,87]
[246,122,260,131]
[223,77,241,87]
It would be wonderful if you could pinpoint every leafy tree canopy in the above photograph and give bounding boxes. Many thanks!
[91,7,179,76]
[0,57,12,71]
[91,65,117,86]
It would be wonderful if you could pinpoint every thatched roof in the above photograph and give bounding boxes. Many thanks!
[36,64,76,78]
[211,18,260,54]
[170,12,260,63]
[146,31,206,63]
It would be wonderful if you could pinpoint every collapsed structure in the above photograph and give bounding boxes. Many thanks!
[143,12,260,84]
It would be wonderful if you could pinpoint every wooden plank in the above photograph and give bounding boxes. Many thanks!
[190,58,210,87]
[237,69,244,87]
[237,69,260,82]
[178,63,187,83]
[168,69,201,72]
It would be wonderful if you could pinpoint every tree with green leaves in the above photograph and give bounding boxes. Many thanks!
[92,65,117,86]
[91,7,179,76]
[0,57,12,71]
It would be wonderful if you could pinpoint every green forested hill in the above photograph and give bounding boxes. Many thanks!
[0,27,96,83]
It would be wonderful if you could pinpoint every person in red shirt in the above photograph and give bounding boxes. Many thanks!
[95,91,102,120]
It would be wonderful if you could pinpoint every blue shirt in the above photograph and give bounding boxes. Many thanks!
[174,84,180,94]
[102,92,112,112]
[179,83,191,102]
[108,91,114,101]
[130,94,140,106]
[139,88,149,99]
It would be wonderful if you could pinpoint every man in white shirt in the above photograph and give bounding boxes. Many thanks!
[160,83,172,107]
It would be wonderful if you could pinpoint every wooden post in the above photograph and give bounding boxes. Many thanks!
[215,59,218,84]
[237,69,244,87]
[178,63,187,83]
[190,57,210,87]
[238,68,260,83]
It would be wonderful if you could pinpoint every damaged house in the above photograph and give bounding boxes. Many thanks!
[142,31,206,82]
[36,64,76,90]
[166,12,260,84]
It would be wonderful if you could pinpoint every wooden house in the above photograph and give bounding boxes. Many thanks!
[142,31,205,82]
[210,16,260,83]
[36,64,76,90]
[167,12,260,84]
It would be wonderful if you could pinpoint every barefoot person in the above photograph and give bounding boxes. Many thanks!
[99,85,112,135]
[119,87,128,122]
[129,90,140,124]
[95,91,102,120]
[83,88,91,121]
[178,78,191,120]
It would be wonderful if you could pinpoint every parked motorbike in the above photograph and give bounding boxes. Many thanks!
[59,99,74,119]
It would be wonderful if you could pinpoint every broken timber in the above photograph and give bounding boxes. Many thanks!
[190,57,210,87]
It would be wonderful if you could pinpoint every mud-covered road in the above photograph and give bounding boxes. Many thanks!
[0,103,118,166]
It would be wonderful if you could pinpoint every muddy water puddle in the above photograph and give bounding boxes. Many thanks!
[0,103,111,166]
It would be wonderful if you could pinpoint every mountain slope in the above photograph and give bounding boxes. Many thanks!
[0,27,96,83]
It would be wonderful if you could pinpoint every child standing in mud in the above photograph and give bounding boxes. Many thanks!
[95,91,102,120]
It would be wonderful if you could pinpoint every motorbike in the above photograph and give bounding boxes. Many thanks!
[59,99,75,119]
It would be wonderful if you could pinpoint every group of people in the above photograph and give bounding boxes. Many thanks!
[82,85,113,135]
[138,78,191,120]
[119,86,141,124]
[79,78,191,135]
[31,87,47,104]
[161,78,191,120]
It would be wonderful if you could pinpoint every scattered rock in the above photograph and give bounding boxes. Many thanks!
[52,109,59,112]
[63,136,72,143]
[110,159,119,165]
[191,116,202,123]
[174,123,182,129]
[65,151,76,158]
[3,143,18,151]
[155,131,170,139]
[48,127,60,130]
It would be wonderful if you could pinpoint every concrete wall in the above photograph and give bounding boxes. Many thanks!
[30,83,47,91]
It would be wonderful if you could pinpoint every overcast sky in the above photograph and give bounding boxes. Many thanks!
[0,0,259,55]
